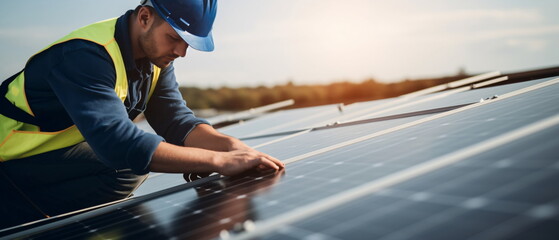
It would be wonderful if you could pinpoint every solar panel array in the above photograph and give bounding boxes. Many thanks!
[3,74,559,240]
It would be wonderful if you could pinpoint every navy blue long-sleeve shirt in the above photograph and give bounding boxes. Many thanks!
[22,10,209,174]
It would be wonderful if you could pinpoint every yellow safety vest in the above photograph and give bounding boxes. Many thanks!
[0,18,161,161]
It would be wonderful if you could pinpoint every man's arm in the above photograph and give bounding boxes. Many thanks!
[144,65,283,175]
[150,140,284,176]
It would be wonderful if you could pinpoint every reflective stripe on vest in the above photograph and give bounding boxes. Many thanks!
[0,18,161,161]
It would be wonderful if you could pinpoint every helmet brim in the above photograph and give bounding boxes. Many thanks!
[171,25,214,52]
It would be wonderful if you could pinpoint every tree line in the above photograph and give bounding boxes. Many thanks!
[179,72,470,111]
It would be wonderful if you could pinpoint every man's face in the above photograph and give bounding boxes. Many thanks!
[139,15,189,68]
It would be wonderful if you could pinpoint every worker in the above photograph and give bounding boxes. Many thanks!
[0,0,284,228]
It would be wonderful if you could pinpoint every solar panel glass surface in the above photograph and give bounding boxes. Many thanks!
[262,123,559,240]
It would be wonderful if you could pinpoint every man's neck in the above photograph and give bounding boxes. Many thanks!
[128,14,146,60]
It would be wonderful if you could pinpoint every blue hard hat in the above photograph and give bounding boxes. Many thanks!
[141,0,217,52]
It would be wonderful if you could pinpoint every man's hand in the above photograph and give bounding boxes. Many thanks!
[183,123,284,175]
[151,124,284,177]
[214,149,284,176]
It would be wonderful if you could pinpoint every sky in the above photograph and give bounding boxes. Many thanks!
[1,0,558,88]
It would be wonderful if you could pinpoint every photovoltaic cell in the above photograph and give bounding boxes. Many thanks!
[5,78,558,239]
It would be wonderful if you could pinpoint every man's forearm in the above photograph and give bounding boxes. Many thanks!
[183,124,247,151]
[150,141,219,173]
[149,141,283,176]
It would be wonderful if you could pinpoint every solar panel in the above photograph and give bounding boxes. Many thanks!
[243,78,556,156]
[256,119,559,240]
[229,77,553,143]
[3,75,558,239]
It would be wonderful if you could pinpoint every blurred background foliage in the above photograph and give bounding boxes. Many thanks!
[180,71,469,111]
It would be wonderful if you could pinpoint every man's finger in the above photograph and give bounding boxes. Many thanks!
[263,154,284,168]
[259,157,280,171]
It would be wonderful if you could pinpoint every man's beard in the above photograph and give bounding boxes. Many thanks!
[139,27,176,68]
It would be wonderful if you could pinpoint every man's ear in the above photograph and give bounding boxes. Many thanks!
[137,6,153,29]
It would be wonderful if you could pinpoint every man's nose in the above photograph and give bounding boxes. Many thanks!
[174,41,188,58]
